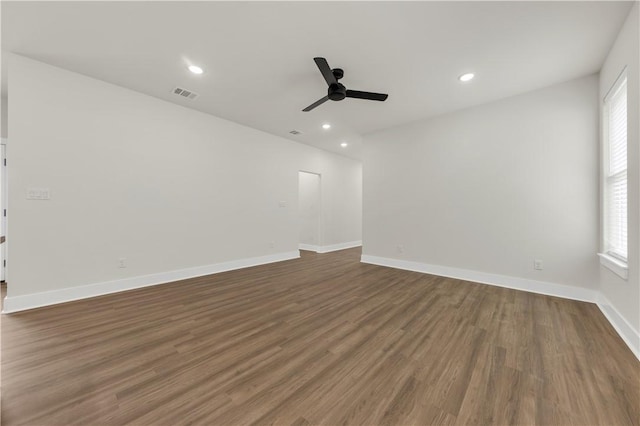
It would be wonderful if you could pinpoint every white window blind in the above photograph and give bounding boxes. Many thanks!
[604,73,627,261]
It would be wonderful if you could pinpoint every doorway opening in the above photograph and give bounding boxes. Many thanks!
[1,141,6,284]
[298,171,321,252]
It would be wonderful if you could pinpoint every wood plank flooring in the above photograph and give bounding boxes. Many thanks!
[2,248,639,425]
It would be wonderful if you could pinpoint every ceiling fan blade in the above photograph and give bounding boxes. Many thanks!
[346,90,388,101]
[314,57,337,86]
[302,95,330,112]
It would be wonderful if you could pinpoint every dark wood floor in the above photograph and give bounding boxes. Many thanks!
[2,248,639,425]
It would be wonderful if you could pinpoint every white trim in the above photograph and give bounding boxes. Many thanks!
[298,240,362,254]
[2,250,300,313]
[601,69,628,266]
[603,66,628,102]
[361,255,596,302]
[596,293,640,361]
[317,240,362,253]
[598,253,628,279]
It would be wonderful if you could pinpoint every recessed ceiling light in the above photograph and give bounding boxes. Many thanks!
[322,123,331,130]
[459,73,475,82]
[188,65,204,75]
[341,142,348,148]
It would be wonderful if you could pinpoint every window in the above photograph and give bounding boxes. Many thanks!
[601,70,628,278]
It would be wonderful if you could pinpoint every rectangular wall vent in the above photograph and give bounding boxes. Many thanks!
[289,130,301,135]
[171,87,199,100]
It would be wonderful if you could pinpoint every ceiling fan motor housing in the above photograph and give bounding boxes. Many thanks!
[329,83,347,101]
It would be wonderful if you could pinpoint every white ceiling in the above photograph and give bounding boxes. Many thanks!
[1,1,633,159]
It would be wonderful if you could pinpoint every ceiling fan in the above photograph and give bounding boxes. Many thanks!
[302,57,389,112]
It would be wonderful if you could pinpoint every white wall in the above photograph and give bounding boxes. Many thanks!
[363,75,599,291]
[6,54,362,306]
[598,4,639,337]
[1,96,7,138]
[1,0,6,139]
[298,171,320,247]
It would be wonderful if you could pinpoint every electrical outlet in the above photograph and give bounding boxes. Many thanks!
[118,258,127,268]
[534,259,543,270]
[397,245,404,253]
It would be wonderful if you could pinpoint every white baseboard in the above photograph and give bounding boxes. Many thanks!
[361,254,596,302]
[299,241,362,253]
[2,251,300,314]
[361,254,640,361]
[596,294,640,360]
[318,240,362,253]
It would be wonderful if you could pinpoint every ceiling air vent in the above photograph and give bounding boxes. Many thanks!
[172,87,199,100]
[289,130,301,135]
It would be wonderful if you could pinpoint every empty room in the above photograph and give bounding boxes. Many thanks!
[0,1,639,425]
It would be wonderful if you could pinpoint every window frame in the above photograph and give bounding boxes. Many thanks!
[600,68,628,279]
